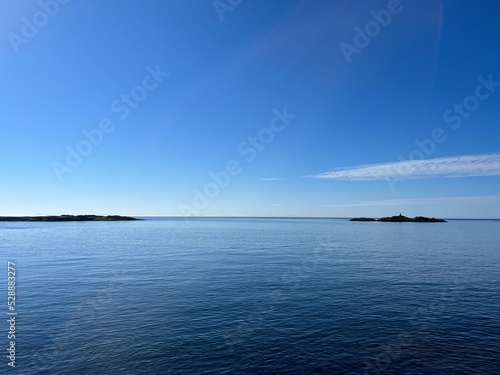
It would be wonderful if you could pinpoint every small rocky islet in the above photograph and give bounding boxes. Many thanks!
[0,215,141,222]
[350,214,446,223]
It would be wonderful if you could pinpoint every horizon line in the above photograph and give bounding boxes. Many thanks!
[1,215,499,220]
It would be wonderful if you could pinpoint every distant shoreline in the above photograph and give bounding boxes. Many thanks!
[1,216,498,221]
[350,214,446,223]
[0,215,142,222]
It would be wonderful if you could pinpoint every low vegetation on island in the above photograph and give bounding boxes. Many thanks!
[350,214,446,222]
[0,215,141,222]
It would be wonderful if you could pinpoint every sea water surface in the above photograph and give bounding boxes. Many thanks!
[1,218,500,374]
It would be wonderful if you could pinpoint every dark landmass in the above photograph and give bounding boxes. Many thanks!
[350,214,446,222]
[0,215,142,222]
[378,214,414,222]
[411,216,447,222]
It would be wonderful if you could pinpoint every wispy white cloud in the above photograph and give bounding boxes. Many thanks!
[311,153,500,180]
[322,195,500,208]
[261,177,283,181]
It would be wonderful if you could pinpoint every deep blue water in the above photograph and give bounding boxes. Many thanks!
[1,218,500,374]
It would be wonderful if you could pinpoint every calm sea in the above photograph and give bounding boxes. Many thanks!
[1,218,500,374]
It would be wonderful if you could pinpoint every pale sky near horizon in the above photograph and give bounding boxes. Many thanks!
[1,0,500,218]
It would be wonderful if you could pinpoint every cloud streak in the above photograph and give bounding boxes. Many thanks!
[261,177,283,181]
[311,153,500,180]
[322,195,500,208]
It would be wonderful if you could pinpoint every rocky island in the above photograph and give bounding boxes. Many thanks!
[350,214,446,223]
[0,215,142,222]
[348,217,376,222]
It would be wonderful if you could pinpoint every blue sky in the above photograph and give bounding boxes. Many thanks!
[1,0,499,218]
